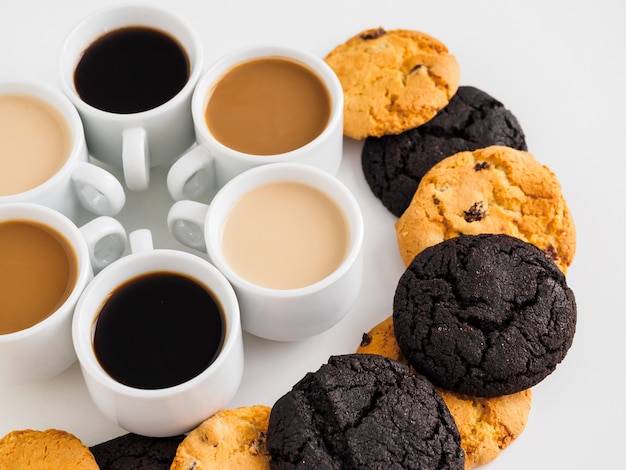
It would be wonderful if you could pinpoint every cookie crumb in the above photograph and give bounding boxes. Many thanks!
[360,332,372,347]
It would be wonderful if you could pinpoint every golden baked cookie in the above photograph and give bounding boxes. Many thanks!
[395,145,576,272]
[170,405,271,470]
[357,316,532,469]
[438,388,532,469]
[0,428,98,469]
[324,27,460,140]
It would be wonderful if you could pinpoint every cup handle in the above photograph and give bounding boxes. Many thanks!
[129,228,154,254]
[122,127,150,191]
[79,216,128,272]
[166,145,215,201]
[167,200,209,252]
[72,161,126,216]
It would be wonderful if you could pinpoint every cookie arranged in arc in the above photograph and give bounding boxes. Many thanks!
[324,27,460,140]
[395,145,576,272]
[267,353,464,470]
[438,388,531,470]
[170,405,271,470]
[362,86,528,217]
[0,429,99,469]
[357,315,532,470]
[89,432,185,470]
[393,233,577,398]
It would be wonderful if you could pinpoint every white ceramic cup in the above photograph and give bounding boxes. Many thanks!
[166,45,344,202]
[0,79,126,222]
[0,203,127,385]
[167,163,364,341]
[72,229,244,437]
[59,4,204,191]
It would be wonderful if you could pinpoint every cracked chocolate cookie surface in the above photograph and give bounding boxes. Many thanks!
[324,27,460,139]
[395,145,576,273]
[90,433,185,470]
[356,315,532,470]
[362,86,528,217]
[267,354,464,469]
[393,234,577,398]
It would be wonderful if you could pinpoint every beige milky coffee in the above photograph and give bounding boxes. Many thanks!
[0,94,72,195]
[222,182,349,289]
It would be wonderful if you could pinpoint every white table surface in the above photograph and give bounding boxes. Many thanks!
[1,1,624,468]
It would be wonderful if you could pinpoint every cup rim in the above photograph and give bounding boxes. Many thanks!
[0,78,88,200]
[72,248,241,397]
[190,44,344,161]
[58,3,204,121]
[204,162,364,297]
[0,203,92,341]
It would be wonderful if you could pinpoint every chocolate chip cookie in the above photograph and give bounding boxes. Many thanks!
[170,405,271,470]
[0,429,99,469]
[395,145,576,272]
[362,86,528,217]
[324,27,460,139]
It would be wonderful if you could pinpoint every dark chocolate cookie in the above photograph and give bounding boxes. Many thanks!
[361,86,528,217]
[267,354,464,469]
[393,234,576,398]
[89,433,185,470]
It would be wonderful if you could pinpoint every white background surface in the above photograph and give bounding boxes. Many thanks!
[1,1,624,468]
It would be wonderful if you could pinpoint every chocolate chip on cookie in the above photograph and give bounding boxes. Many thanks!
[393,234,577,398]
[325,27,460,139]
[362,86,528,217]
[267,353,465,469]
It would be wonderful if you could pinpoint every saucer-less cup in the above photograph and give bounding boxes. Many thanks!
[0,79,126,222]
[167,163,364,341]
[72,229,244,437]
[166,45,344,201]
[0,203,127,385]
[59,4,204,191]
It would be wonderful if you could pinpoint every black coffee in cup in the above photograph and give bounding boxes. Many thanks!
[93,271,225,389]
[74,26,189,114]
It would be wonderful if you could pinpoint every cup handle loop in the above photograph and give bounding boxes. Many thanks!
[166,145,215,201]
[122,127,150,191]
[72,162,126,216]
[129,229,154,254]
[167,200,209,252]
[79,216,128,272]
